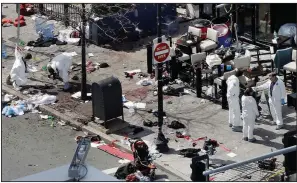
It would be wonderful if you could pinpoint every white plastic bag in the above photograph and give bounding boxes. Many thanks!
[10,45,27,88]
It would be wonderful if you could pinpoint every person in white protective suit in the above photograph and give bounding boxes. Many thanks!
[227,70,243,132]
[253,72,286,130]
[47,53,73,91]
[8,46,33,90]
[241,88,259,142]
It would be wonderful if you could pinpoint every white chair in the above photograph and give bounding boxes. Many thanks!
[188,26,202,37]
[191,52,206,70]
[200,28,219,52]
[231,50,251,70]
[283,49,296,86]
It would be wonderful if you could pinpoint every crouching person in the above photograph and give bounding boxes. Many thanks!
[47,53,73,91]
[241,87,259,142]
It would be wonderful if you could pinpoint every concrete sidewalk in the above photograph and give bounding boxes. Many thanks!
[2,4,297,181]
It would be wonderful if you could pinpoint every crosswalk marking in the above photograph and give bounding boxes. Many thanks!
[102,167,119,175]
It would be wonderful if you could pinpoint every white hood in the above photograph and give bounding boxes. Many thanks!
[241,95,259,119]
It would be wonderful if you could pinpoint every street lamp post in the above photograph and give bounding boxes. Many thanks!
[155,3,169,153]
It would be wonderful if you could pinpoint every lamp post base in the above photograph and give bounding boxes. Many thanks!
[155,131,169,153]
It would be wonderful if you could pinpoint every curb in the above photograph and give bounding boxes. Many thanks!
[2,84,190,181]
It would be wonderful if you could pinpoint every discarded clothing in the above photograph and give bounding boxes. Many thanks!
[179,148,201,158]
[167,120,185,129]
[143,120,158,127]
[99,62,109,68]
[114,162,136,180]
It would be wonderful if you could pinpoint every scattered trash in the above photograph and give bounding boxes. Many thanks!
[72,75,79,80]
[136,79,153,86]
[3,5,8,8]
[22,90,29,95]
[71,91,92,99]
[3,94,15,102]
[167,101,173,104]
[122,95,127,103]
[125,69,141,74]
[167,120,185,129]
[26,94,56,106]
[143,120,158,127]
[40,114,49,119]
[24,46,33,51]
[86,60,96,73]
[99,62,109,68]
[2,101,26,117]
[227,152,237,158]
[118,159,131,164]
[72,127,82,131]
[88,53,94,57]
[58,120,67,126]
[62,52,77,57]
[130,126,144,135]
[243,175,252,179]
[28,164,38,167]
[124,101,146,109]
[179,148,201,158]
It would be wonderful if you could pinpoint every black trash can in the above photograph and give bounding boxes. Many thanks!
[92,76,124,127]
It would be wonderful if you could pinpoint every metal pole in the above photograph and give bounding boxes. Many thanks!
[157,3,163,133]
[81,3,87,100]
[203,145,297,176]
[16,4,21,45]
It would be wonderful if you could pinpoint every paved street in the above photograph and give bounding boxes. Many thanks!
[1,112,183,181]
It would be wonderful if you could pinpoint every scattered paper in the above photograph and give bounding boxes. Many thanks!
[118,159,131,164]
[40,115,49,119]
[125,69,141,74]
[58,120,66,126]
[134,103,146,109]
[88,53,94,57]
[227,152,237,158]
[24,46,33,51]
[3,94,14,102]
[71,92,92,99]
[62,52,78,57]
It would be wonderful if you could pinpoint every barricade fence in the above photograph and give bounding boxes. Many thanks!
[33,4,82,28]
[203,145,297,181]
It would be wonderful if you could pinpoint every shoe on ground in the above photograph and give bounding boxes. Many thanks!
[232,126,242,132]
[248,138,256,142]
[276,125,284,130]
[243,137,248,141]
[229,124,233,128]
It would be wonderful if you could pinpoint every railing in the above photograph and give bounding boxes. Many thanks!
[33,4,82,28]
[203,145,297,181]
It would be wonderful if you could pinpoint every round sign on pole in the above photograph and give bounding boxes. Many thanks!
[153,42,170,63]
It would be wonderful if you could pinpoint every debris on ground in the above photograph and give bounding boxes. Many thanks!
[179,148,201,158]
[167,120,186,129]
[71,91,92,99]
[26,93,57,106]
[143,120,158,127]
[2,101,26,117]
[3,94,15,102]
[58,120,67,126]
[88,53,94,57]
[99,62,109,68]
[124,101,146,109]
[72,75,79,80]
[118,159,131,164]
[136,79,153,86]
[86,60,96,73]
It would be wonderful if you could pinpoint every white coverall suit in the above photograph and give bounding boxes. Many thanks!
[241,95,259,139]
[254,78,286,126]
[47,53,73,89]
[10,46,28,89]
[227,75,241,127]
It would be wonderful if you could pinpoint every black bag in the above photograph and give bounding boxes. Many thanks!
[114,162,136,180]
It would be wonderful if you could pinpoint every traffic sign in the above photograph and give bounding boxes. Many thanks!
[153,42,171,64]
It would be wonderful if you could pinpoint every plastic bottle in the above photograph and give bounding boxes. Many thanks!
[2,44,7,59]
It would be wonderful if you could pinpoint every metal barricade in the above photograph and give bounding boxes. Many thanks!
[203,145,297,181]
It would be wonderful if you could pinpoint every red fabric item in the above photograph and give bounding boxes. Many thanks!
[14,20,26,27]
[98,144,134,161]
[15,15,25,22]
[2,18,13,24]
